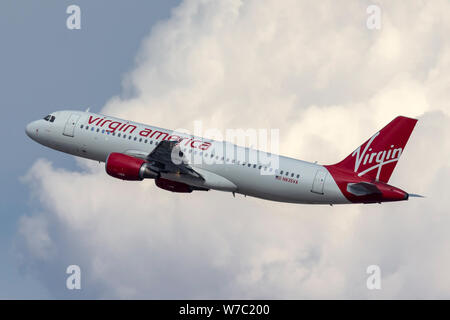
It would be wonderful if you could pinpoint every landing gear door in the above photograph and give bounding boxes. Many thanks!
[63,114,80,137]
[311,170,328,195]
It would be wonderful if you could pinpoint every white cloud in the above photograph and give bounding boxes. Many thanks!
[18,0,450,298]
[17,214,55,261]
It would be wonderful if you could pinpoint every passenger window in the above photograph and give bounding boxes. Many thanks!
[248,164,251,167]
[80,125,84,129]
[102,130,105,134]
[280,170,283,174]
[296,174,300,179]
[91,127,94,131]
[145,139,147,143]
[96,128,100,132]
[253,164,256,168]
[139,138,142,142]
[118,133,121,137]
[285,172,289,176]
[134,137,137,141]
[86,126,89,130]
[129,136,132,140]
[258,165,262,169]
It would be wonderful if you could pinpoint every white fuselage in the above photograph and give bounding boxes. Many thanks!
[26,110,349,204]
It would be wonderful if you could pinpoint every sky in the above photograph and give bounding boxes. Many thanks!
[0,0,180,298]
[2,0,450,299]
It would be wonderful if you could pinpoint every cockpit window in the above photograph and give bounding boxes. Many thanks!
[43,115,56,122]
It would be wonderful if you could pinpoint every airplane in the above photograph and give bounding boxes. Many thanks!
[25,110,420,205]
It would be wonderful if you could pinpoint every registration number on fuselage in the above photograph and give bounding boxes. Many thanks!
[275,175,299,184]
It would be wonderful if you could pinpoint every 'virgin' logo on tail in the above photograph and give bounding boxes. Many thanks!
[352,132,403,181]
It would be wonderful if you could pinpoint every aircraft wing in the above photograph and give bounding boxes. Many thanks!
[144,140,204,182]
[123,140,241,192]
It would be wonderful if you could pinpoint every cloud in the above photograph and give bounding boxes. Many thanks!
[17,0,450,298]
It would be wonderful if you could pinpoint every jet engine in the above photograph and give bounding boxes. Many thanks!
[106,152,158,181]
[155,178,194,193]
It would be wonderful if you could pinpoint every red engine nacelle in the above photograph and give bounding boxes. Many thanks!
[106,153,158,181]
[155,178,193,193]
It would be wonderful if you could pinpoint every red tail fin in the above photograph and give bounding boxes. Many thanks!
[330,116,418,183]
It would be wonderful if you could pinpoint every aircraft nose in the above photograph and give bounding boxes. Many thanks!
[25,121,38,139]
[25,123,32,137]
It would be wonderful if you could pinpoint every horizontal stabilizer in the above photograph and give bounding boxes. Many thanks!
[346,182,381,196]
